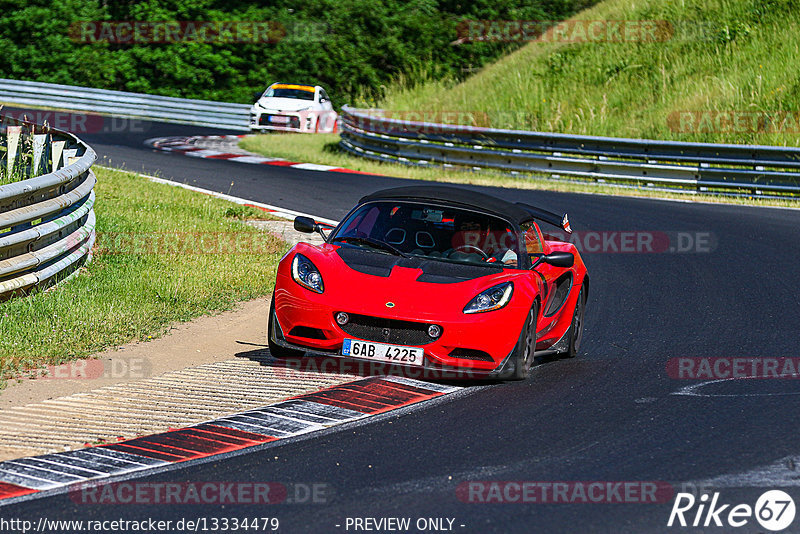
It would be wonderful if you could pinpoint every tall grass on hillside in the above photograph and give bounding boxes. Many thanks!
[380,0,800,147]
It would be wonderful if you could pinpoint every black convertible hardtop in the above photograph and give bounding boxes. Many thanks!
[359,185,566,229]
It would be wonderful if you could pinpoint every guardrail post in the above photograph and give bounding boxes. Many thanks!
[51,140,65,172]
[5,125,20,179]
[64,149,78,165]
[32,133,46,175]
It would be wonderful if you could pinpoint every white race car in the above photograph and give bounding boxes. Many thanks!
[249,83,337,133]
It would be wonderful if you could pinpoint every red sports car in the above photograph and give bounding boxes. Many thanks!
[268,186,588,380]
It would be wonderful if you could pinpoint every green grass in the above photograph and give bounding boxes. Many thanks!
[0,167,288,385]
[0,133,34,186]
[378,0,800,147]
[240,133,800,208]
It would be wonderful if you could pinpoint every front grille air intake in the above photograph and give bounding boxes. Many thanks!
[448,348,494,361]
[288,326,327,340]
[338,313,437,345]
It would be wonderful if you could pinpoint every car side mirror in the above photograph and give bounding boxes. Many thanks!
[253,91,263,102]
[532,251,574,269]
[294,216,331,241]
[294,216,316,233]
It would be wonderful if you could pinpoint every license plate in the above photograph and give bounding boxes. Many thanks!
[342,339,424,366]
[268,115,290,124]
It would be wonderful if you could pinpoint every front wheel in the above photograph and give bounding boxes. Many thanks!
[509,302,539,380]
[268,295,305,358]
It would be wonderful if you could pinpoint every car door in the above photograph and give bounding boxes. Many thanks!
[521,221,568,337]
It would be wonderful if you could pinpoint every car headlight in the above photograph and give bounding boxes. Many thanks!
[292,253,324,293]
[463,282,513,314]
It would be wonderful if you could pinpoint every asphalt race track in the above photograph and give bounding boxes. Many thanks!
[4,108,800,533]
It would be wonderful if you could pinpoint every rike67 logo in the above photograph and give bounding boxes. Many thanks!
[668,490,796,531]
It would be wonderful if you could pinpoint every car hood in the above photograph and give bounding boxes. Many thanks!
[333,245,501,282]
[290,243,528,319]
[254,97,315,112]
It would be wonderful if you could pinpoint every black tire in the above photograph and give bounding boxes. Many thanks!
[509,302,539,380]
[267,295,305,358]
[563,285,587,359]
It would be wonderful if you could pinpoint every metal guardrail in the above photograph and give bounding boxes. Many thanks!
[339,106,800,197]
[0,118,96,300]
[0,78,250,131]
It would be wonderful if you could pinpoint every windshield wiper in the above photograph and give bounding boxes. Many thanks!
[331,236,408,257]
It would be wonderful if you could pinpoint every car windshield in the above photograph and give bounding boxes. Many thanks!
[263,87,315,101]
[332,201,523,268]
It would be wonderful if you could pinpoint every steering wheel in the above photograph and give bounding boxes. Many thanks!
[454,244,489,260]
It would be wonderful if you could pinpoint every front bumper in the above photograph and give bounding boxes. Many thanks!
[271,278,529,375]
[249,108,320,132]
[250,109,338,133]
[270,303,511,380]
